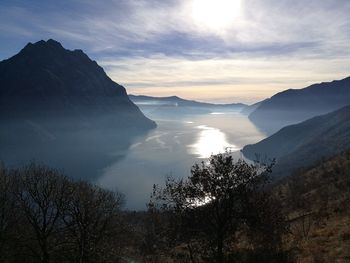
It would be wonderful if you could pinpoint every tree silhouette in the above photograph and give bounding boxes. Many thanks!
[150,152,278,262]
[11,163,72,263]
[63,181,124,263]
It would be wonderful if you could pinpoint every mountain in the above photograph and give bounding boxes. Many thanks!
[242,105,350,177]
[248,77,350,134]
[240,99,266,115]
[0,39,155,129]
[0,39,155,179]
[129,94,246,109]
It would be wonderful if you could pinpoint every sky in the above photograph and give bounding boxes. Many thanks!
[1,0,350,103]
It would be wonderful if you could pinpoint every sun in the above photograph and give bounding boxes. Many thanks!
[191,0,242,31]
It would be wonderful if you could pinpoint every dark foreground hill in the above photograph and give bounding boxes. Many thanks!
[242,105,350,177]
[0,39,155,179]
[249,76,350,134]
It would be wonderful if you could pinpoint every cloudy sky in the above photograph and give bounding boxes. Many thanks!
[1,0,350,103]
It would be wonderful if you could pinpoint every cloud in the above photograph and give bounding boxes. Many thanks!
[1,0,350,102]
[3,0,349,57]
[100,52,350,103]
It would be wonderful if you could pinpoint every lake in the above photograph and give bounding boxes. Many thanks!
[0,105,266,210]
[97,106,266,209]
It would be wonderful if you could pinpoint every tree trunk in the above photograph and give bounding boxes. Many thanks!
[41,241,50,263]
[187,243,196,263]
[216,236,224,263]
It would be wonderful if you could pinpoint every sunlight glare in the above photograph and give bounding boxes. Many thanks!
[191,0,242,31]
[189,125,238,158]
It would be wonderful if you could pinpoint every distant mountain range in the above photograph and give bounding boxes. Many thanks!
[0,39,155,129]
[242,105,350,177]
[248,76,350,134]
[129,94,246,109]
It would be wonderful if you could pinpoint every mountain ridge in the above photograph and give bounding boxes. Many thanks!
[0,39,156,179]
[242,105,350,177]
[248,76,350,134]
[0,39,155,129]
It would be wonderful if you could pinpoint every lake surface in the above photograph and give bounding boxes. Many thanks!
[0,106,266,210]
[98,107,266,210]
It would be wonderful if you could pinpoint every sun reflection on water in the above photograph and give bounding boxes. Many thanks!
[189,125,238,158]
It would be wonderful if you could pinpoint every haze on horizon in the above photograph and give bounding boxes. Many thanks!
[1,0,350,103]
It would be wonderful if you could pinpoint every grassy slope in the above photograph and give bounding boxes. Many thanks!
[275,151,350,262]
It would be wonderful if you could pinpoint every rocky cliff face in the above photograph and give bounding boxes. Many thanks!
[0,39,155,129]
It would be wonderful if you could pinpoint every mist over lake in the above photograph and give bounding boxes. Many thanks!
[98,105,265,209]
[0,104,265,210]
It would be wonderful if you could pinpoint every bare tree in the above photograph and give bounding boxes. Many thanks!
[0,162,130,263]
[11,163,73,263]
[63,181,124,263]
[0,163,19,261]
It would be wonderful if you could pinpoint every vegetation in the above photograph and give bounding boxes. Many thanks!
[1,151,350,262]
[0,163,127,263]
[147,153,289,262]
[275,151,350,262]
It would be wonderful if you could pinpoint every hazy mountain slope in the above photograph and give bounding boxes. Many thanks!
[248,77,350,134]
[240,99,267,115]
[242,105,350,177]
[0,39,155,129]
[0,39,155,179]
[275,151,350,262]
